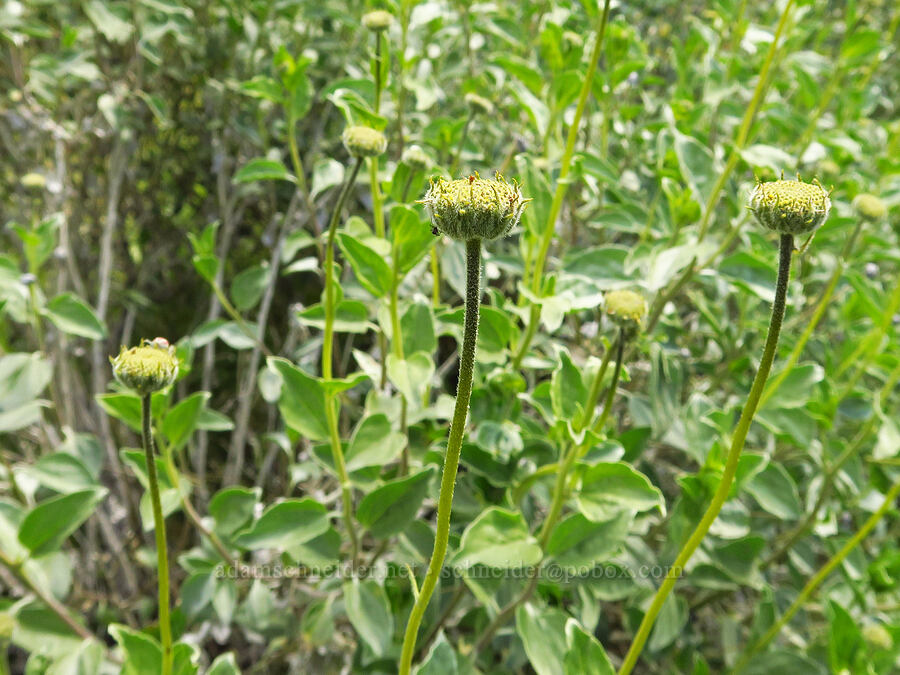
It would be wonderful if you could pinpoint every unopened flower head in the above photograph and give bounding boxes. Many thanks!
[419,172,529,242]
[342,125,387,158]
[818,159,840,176]
[465,92,494,116]
[402,145,431,170]
[853,193,887,222]
[111,338,179,396]
[748,177,831,236]
[604,290,647,333]
[21,173,46,189]
[362,10,393,32]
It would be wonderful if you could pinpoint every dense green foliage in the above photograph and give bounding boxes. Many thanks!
[1,0,899,673]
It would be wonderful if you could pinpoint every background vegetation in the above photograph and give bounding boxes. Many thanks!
[1,0,899,673]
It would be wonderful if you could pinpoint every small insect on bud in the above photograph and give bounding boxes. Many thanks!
[341,125,388,158]
[865,262,879,279]
[853,193,887,222]
[418,171,529,242]
[111,338,179,396]
[604,289,648,335]
[362,9,393,32]
[464,92,495,116]
[748,177,832,236]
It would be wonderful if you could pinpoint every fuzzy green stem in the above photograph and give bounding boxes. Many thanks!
[369,33,386,238]
[696,0,795,243]
[759,218,863,409]
[390,240,409,474]
[142,394,173,675]
[369,160,385,239]
[511,0,611,369]
[618,234,794,675]
[733,476,900,673]
[399,238,482,675]
[323,157,364,380]
[592,329,626,437]
[322,157,364,566]
[326,391,358,566]
[576,338,616,433]
[430,244,441,307]
[286,113,317,224]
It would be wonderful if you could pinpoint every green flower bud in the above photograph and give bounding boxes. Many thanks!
[818,159,840,176]
[604,290,647,332]
[362,10,393,32]
[748,177,832,236]
[111,338,179,396]
[853,193,887,222]
[342,125,387,158]
[402,145,431,170]
[861,623,892,650]
[464,92,494,116]
[562,31,584,49]
[20,172,46,189]
[419,172,529,242]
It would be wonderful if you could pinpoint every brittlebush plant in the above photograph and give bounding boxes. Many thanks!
[110,338,180,675]
[398,173,528,675]
[618,178,832,674]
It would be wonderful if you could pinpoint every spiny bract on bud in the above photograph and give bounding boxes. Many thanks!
[604,290,648,331]
[464,92,494,116]
[402,145,431,169]
[111,338,179,396]
[362,10,393,32]
[419,172,529,242]
[853,193,887,222]
[342,125,387,158]
[748,177,832,236]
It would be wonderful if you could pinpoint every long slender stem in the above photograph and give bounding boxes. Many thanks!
[759,218,863,408]
[511,0,611,369]
[323,157,364,380]
[369,158,385,239]
[576,339,616,433]
[591,329,625,436]
[390,240,409,474]
[142,394,173,675]
[327,391,358,565]
[430,243,441,307]
[369,34,386,238]
[399,238,482,675]
[322,157,364,565]
[618,234,794,675]
[733,476,900,673]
